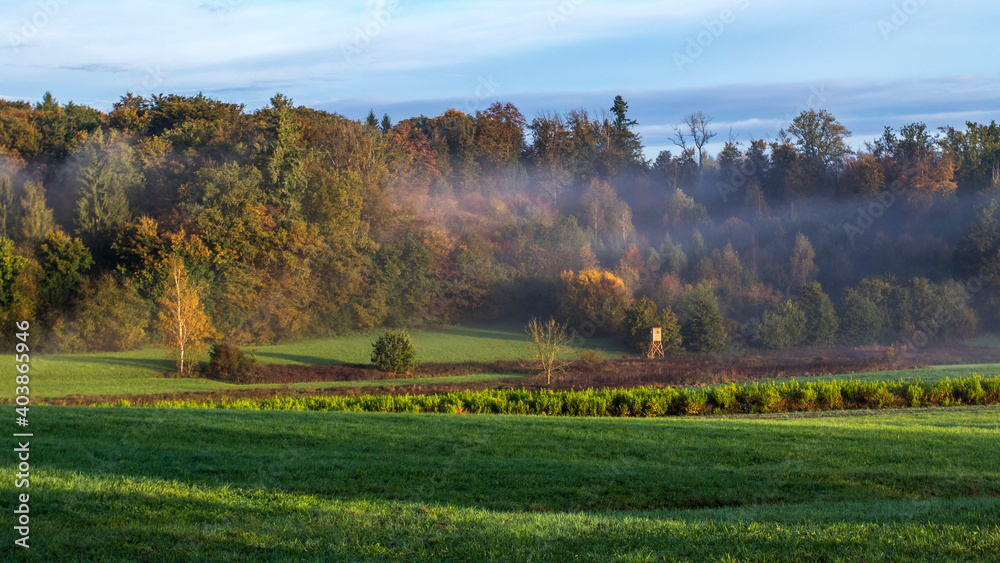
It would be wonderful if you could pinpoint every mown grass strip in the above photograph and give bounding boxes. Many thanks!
[118,375,1000,417]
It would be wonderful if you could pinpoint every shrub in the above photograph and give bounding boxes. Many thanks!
[954,376,985,405]
[986,376,1000,402]
[679,390,708,415]
[204,341,259,383]
[578,349,606,371]
[737,383,781,413]
[816,381,843,408]
[838,290,884,345]
[710,385,738,411]
[780,381,818,409]
[371,329,417,373]
[758,300,806,349]
[143,374,1000,417]
[862,381,897,408]
[882,346,901,362]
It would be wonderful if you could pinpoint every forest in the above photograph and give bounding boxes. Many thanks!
[1,91,999,356]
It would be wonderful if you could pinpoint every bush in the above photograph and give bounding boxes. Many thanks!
[758,300,807,349]
[204,341,259,383]
[882,346,901,362]
[371,329,417,373]
[578,349,606,371]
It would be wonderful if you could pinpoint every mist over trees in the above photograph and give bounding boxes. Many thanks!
[0,91,998,353]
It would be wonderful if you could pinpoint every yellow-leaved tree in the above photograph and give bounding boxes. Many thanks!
[157,256,214,374]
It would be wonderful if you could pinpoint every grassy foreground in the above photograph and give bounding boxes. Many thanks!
[1,406,998,560]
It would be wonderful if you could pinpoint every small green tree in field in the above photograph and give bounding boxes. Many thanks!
[526,317,572,385]
[205,341,259,383]
[371,330,417,373]
[758,300,807,349]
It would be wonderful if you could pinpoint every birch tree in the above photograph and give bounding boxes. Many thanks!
[157,257,213,374]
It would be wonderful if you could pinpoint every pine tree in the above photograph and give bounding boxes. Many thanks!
[682,284,727,353]
[795,282,838,344]
[0,174,12,240]
[255,93,307,215]
[656,305,683,354]
[17,181,56,244]
[72,132,141,257]
[608,95,643,167]
[37,231,93,318]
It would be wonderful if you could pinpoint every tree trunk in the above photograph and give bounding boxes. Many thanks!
[174,268,185,374]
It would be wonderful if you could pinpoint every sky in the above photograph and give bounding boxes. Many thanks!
[2,0,999,159]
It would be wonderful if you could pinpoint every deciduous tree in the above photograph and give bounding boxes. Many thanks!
[525,316,572,385]
[157,257,214,374]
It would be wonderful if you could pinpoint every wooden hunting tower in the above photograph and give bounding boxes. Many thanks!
[648,327,664,359]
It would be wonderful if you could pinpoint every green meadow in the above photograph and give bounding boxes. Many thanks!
[18,325,625,399]
[1,406,997,561]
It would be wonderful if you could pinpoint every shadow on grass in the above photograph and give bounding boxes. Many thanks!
[6,485,996,562]
[32,407,1000,515]
[253,352,349,366]
[422,325,530,343]
[52,355,177,373]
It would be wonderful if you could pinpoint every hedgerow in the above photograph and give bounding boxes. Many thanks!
[122,375,1000,417]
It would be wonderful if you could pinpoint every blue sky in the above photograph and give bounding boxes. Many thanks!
[2,0,999,158]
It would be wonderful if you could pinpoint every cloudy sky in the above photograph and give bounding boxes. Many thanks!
[3,0,998,157]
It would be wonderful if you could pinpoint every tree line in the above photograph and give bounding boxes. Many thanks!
[0,91,998,358]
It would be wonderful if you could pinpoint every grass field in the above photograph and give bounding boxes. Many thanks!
[2,406,998,561]
[21,325,623,399]
[764,362,1000,386]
